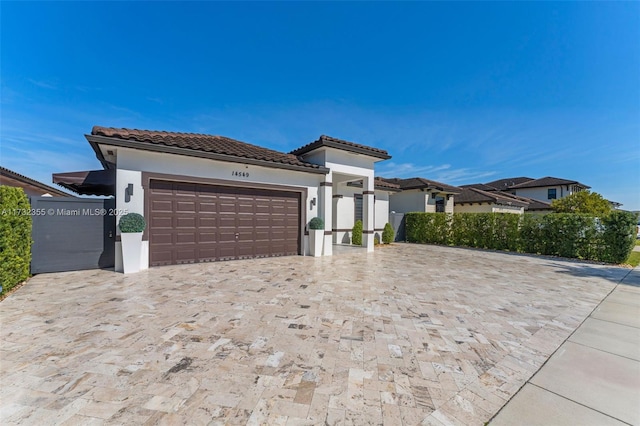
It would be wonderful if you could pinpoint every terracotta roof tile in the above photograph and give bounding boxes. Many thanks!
[454,188,529,207]
[482,177,534,190]
[91,126,323,171]
[290,135,391,159]
[379,177,461,193]
[509,176,590,189]
[347,178,401,191]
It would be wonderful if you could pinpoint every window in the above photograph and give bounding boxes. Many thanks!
[354,194,363,222]
[548,188,557,199]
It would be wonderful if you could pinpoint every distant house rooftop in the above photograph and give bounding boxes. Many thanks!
[379,177,461,194]
[509,176,590,190]
[1,166,70,197]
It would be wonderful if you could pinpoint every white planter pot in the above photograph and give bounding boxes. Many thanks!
[309,229,324,257]
[121,232,143,274]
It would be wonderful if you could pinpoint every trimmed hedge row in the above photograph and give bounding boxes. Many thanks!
[405,211,637,264]
[0,187,32,294]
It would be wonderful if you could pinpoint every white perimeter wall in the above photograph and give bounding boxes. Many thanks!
[455,203,524,214]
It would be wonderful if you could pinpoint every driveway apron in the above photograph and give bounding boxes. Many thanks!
[0,244,629,425]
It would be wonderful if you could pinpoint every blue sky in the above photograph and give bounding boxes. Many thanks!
[2,1,639,209]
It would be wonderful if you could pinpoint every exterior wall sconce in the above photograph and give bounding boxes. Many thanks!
[446,194,451,200]
[310,197,316,210]
[125,183,134,203]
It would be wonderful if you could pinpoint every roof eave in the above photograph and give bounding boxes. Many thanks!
[86,134,330,175]
[293,140,391,160]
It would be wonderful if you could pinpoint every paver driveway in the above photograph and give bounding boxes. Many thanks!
[0,244,630,425]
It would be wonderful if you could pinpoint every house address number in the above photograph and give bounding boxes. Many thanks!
[232,171,250,178]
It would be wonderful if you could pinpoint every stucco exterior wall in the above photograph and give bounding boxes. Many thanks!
[514,186,577,202]
[455,203,523,214]
[445,195,454,213]
[455,203,495,214]
[375,191,390,230]
[492,205,525,214]
[332,183,357,244]
[114,147,325,270]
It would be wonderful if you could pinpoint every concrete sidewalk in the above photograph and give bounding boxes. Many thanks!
[491,266,640,426]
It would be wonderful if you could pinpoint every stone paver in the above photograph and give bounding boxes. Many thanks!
[0,244,630,425]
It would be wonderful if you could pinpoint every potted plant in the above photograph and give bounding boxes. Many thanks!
[119,212,146,274]
[308,217,324,257]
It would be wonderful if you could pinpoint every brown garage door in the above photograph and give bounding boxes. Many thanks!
[148,180,301,266]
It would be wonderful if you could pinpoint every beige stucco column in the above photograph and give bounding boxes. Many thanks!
[320,174,333,256]
[362,175,375,252]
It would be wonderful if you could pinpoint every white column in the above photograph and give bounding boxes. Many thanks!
[362,175,375,252]
[320,174,333,256]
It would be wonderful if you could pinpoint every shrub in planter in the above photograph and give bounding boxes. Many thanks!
[0,187,32,294]
[308,217,324,257]
[382,222,395,244]
[118,213,146,233]
[352,220,363,245]
[309,217,324,230]
[119,213,146,273]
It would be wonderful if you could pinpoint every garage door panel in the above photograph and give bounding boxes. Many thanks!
[176,216,197,228]
[198,217,218,228]
[199,201,217,212]
[149,180,300,266]
[199,232,217,243]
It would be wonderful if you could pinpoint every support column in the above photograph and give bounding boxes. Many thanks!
[320,177,333,256]
[362,175,375,252]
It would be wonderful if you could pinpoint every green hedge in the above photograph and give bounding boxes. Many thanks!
[0,187,32,294]
[405,211,637,264]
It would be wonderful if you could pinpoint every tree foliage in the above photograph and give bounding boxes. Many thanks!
[551,191,612,216]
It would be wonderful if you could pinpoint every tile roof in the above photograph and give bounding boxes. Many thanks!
[347,178,402,192]
[509,176,590,189]
[482,177,534,191]
[89,126,327,173]
[1,166,70,197]
[379,177,461,193]
[373,178,401,191]
[454,187,529,207]
[460,183,500,191]
[290,135,391,160]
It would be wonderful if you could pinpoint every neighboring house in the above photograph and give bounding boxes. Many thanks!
[483,177,534,192]
[1,166,70,197]
[55,127,392,271]
[455,187,528,214]
[379,177,460,214]
[507,177,590,202]
[462,176,587,212]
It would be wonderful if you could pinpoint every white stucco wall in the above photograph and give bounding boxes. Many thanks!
[514,186,577,202]
[455,203,523,214]
[375,191,390,229]
[455,203,495,214]
[114,147,325,270]
[445,195,454,213]
[330,184,390,244]
[332,183,357,244]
